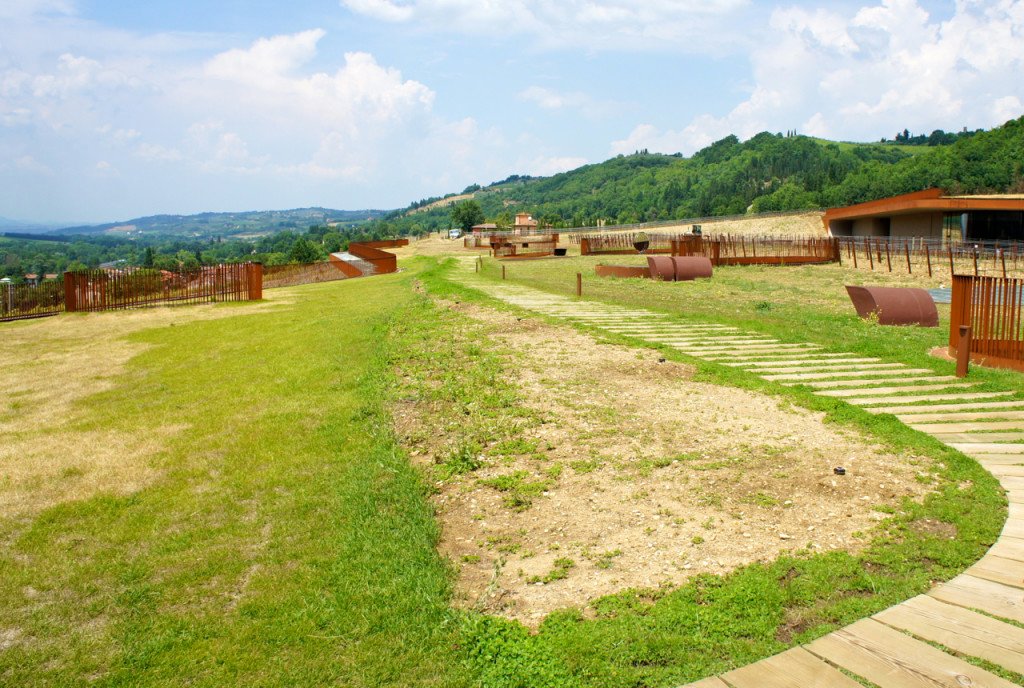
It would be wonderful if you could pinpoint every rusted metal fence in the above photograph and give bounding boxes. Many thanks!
[838,236,1024,278]
[578,233,839,266]
[0,279,65,322]
[949,274,1024,372]
[63,263,262,313]
[579,233,675,255]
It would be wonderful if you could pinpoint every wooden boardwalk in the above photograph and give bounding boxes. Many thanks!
[453,259,1024,687]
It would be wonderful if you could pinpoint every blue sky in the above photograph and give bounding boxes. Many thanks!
[1,0,1022,224]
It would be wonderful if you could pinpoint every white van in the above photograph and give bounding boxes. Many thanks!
[449,229,462,240]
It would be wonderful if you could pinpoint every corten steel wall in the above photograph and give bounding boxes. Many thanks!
[949,274,1024,372]
[347,239,408,274]
[64,263,261,313]
[0,280,65,322]
[266,260,358,287]
[594,265,650,278]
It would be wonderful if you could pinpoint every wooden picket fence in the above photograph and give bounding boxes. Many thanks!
[949,274,1024,372]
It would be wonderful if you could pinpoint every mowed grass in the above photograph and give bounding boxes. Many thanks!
[0,274,470,686]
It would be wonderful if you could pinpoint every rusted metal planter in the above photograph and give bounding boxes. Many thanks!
[845,285,938,327]
[595,264,651,279]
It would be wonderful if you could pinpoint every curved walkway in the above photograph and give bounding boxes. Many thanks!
[451,259,1024,687]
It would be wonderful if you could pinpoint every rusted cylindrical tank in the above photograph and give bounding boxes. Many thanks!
[672,257,713,281]
[845,285,938,327]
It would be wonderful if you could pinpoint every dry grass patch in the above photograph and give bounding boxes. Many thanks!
[614,211,827,238]
[0,298,284,518]
[394,300,931,626]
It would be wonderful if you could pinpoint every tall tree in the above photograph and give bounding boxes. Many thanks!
[450,200,485,232]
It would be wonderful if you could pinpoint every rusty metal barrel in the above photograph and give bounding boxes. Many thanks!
[845,285,938,327]
[647,256,676,281]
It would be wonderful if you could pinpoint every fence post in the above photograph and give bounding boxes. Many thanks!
[885,241,892,272]
[956,325,972,377]
[63,271,77,312]
[247,262,263,300]
[502,265,506,280]
[948,247,954,278]
[905,243,912,274]
[576,272,582,297]
[925,244,932,277]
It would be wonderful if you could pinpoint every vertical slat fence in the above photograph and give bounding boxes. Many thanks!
[949,274,1024,372]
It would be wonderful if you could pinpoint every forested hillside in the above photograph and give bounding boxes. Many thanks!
[370,115,1024,234]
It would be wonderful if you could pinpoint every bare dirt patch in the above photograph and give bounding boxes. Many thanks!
[0,297,285,518]
[396,301,930,626]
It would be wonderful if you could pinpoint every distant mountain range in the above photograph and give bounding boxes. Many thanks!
[14,207,389,240]
[0,216,69,234]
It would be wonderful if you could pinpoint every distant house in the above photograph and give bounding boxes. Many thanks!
[824,188,1024,241]
[471,223,498,235]
[514,213,538,234]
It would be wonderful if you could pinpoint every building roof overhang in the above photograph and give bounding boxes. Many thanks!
[824,188,1024,225]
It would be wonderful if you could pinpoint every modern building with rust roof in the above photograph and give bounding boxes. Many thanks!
[823,188,1024,241]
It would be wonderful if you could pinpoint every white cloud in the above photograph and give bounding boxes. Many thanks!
[340,0,752,52]
[519,86,590,110]
[523,155,589,177]
[94,160,118,176]
[200,34,434,134]
[993,95,1024,123]
[28,53,137,98]
[616,0,1024,156]
[342,0,414,22]
[15,154,52,174]
[801,112,830,138]
[0,0,74,20]
[135,142,183,162]
[205,29,325,82]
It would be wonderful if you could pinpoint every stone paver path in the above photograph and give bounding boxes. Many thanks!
[452,259,1024,687]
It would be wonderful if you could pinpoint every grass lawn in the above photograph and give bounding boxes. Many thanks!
[0,273,471,687]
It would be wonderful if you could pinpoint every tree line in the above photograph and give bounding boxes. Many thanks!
[391,116,1022,233]
[0,222,402,282]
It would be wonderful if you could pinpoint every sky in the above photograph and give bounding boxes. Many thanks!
[1,0,1022,224]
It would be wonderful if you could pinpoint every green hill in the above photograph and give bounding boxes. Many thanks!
[57,207,387,240]
[375,115,1024,234]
